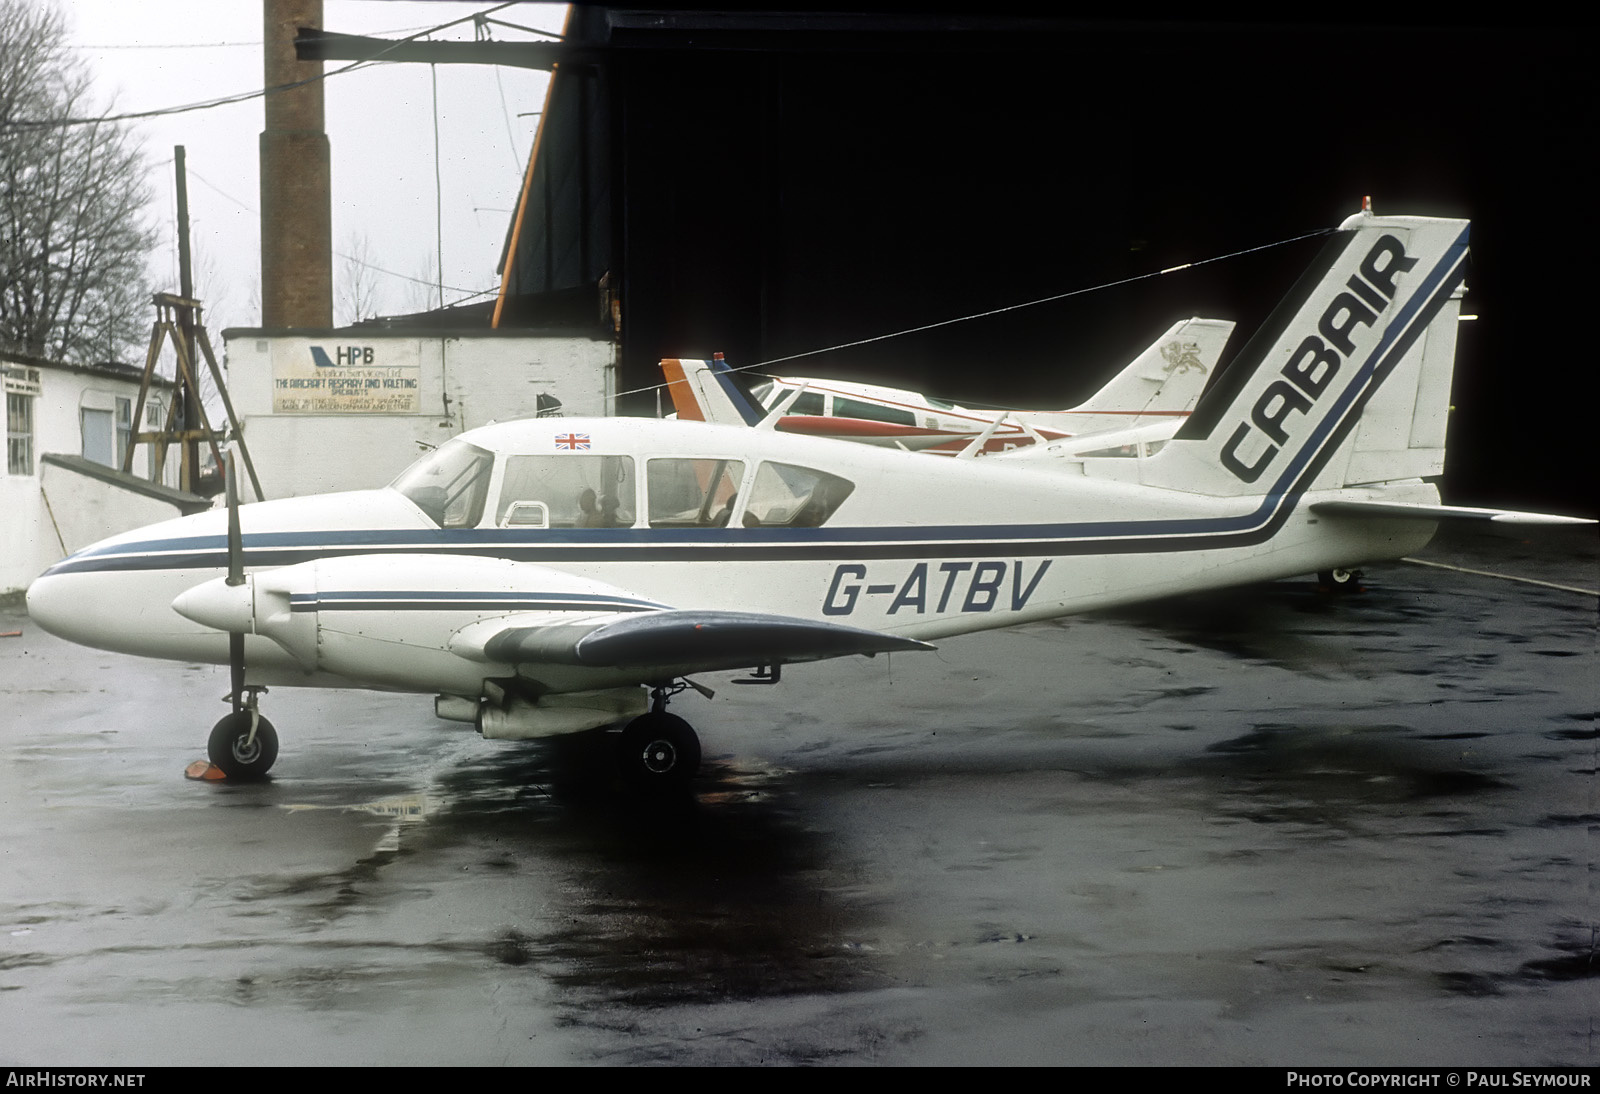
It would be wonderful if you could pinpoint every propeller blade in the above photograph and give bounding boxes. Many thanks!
[224,448,246,712]
[230,632,245,709]
[225,449,243,588]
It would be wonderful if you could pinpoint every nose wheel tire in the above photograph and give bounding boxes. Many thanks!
[208,711,279,780]
[1318,567,1363,594]
[619,712,701,790]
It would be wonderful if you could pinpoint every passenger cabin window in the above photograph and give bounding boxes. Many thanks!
[743,462,855,527]
[648,458,745,527]
[833,395,916,427]
[495,454,636,529]
[1075,441,1139,457]
[390,438,494,528]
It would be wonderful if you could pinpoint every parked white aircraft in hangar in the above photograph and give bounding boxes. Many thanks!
[25,210,1593,790]
[661,316,1234,455]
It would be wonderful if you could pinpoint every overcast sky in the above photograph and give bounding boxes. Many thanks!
[63,1,567,336]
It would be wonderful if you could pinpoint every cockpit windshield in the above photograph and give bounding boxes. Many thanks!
[390,438,495,528]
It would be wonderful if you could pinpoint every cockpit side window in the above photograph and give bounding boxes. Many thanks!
[496,454,636,529]
[647,458,746,527]
[390,439,495,528]
[743,462,855,527]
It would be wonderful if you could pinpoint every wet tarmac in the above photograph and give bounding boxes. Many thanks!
[1,525,1594,1066]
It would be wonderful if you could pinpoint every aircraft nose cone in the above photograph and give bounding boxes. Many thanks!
[172,577,254,633]
[25,572,79,641]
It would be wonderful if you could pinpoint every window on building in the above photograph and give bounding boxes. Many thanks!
[80,390,135,470]
[82,407,114,467]
[116,397,132,469]
[6,391,33,475]
[143,399,165,482]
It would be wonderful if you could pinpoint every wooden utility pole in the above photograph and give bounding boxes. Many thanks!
[174,145,200,490]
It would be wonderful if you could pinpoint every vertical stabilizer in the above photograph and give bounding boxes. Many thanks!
[1142,212,1470,497]
[1068,317,1235,419]
[661,355,765,426]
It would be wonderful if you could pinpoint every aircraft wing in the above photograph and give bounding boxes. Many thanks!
[451,608,934,673]
[1310,500,1596,526]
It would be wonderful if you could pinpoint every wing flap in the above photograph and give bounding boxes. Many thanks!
[453,609,934,673]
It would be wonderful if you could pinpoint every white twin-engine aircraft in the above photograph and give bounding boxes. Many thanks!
[660,316,1234,455]
[25,211,1591,790]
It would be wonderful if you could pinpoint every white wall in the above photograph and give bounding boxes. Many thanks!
[2,363,181,592]
[223,331,615,499]
[0,478,55,593]
[40,460,204,557]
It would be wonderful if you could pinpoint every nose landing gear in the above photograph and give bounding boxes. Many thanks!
[1317,567,1364,594]
[207,686,278,780]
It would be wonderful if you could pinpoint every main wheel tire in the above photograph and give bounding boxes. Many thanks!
[619,712,701,790]
[208,711,279,780]
[1318,567,1362,593]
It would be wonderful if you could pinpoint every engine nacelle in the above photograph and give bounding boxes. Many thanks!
[477,688,648,739]
[174,553,660,695]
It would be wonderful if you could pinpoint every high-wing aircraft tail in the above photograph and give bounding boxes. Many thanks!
[661,354,765,426]
[1064,317,1234,424]
[1141,210,1473,500]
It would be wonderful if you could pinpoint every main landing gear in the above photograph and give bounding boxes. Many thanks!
[617,683,703,791]
[207,686,278,780]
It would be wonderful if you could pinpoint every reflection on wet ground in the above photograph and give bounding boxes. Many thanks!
[0,526,1593,1064]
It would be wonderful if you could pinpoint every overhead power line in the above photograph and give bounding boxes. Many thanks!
[2,3,527,132]
[71,23,446,51]
[613,226,1341,401]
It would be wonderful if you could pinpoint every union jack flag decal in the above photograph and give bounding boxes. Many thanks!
[555,433,591,450]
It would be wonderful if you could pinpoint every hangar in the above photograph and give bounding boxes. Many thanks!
[302,9,1587,513]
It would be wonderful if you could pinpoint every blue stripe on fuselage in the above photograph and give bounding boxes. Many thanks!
[288,590,665,612]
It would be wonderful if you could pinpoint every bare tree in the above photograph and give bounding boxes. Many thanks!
[0,0,155,363]
[336,231,383,325]
[401,253,440,315]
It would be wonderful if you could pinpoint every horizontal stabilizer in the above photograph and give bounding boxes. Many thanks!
[455,609,934,672]
[1311,500,1596,526]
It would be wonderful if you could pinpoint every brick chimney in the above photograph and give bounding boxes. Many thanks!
[259,0,332,328]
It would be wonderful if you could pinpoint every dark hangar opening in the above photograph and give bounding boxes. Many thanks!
[342,10,1588,513]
